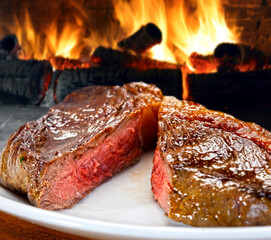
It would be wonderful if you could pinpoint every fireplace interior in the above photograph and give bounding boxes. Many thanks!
[0,0,271,130]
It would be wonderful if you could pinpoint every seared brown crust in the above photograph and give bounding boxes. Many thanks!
[0,82,162,209]
[155,97,271,226]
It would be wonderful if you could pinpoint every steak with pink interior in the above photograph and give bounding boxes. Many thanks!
[151,96,271,226]
[0,82,162,210]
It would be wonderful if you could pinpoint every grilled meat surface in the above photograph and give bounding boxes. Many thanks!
[151,96,271,226]
[0,82,162,210]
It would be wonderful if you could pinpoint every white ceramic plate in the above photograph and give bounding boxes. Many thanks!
[1,151,271,240]
[1,106,271,240]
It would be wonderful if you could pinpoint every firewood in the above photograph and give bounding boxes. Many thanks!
[0,59,52,104]
[47,66,182,104]
[117,23,162,54]
[187,69,271,131]
[50,56,91,70]
[214,43,268,72]
[187,69,271,108]
[91,46,179,70]
[0,34,20,60]
[188,52,217,73]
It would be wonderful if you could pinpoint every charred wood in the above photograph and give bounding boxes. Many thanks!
[0,34,20,60]
[117,23,162,54]
[48,66,182,104]
[0,59,52,104]
[187,69,271,108]
[188,69,271,130]
[91,46,179,70]
[214,43,268,72]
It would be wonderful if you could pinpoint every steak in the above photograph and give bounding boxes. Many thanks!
[0,82,162,210]
[151,96,271,226]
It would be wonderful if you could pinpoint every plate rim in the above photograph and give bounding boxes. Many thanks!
[1,194,271,240]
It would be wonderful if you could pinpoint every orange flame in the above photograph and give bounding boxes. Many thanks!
[113,0,176,63]
[112,0,239,99]
[14,9,87,61]
[168,0,239,68]
[2,0,239,97]
[6,0,238,68]
[113,0,238,65]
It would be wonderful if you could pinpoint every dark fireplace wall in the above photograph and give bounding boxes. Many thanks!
[0,0,271,56]
[223,0,271,56]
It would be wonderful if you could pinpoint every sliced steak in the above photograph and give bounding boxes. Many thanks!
[151,96,271,226]
[0,82,162,210]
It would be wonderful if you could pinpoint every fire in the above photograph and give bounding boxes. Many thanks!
[113,0,238,66]
[168,0,238,63]
[2,0,240,96]
[13,9,87,61]
[112,0,238,98]
[6,0,238,68]
[113,0,176,63]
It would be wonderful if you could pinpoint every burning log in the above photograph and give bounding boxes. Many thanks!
[188,43,268,73]
[117,23,162,54]
[187,69,271,108]
[46,66,182,104]
[214,43,268,73]
[0,34,20,60]
[50,56,91,71]
[91,46,179,70]
[187,69,271,131]
[188,52,217,73]
[0,59,52,104]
